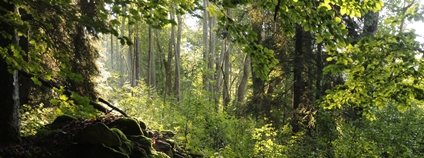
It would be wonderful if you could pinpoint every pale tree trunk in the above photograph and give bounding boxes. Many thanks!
[148,25,156,88]
[237,54,250,103]
[133,20,140,87]
[202,0,209,91]
[209,11,217,110]
[165,5,175,96]
[155,29,164,89]
[110,33,114,70]
[0,2,20,145]
[175,8,182,101]
[222,9,232,108]
[115,25,119,74]
[119,12,126,87]
[134,36,140,86]
[128,23,134,87]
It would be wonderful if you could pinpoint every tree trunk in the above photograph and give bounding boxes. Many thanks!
[202,0,209,91]
[249,2,265,98]
[209,11,217,110]
[0,2,20,146]
[118,11,126,87]
[134,21,140,86]
[128,23,134,87]
[148,25,156,88]
[291,25,314,134]
[175,10,182,101]
[237,54,250,103]
[165,5,175,96]
[223,36,231,108]
[18,11,30,105]
[111,33,114,70]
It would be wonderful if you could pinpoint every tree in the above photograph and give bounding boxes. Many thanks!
[0,1,20,145]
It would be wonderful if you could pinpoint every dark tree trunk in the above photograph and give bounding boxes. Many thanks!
[291,25,314,134]
[0,1,20,146]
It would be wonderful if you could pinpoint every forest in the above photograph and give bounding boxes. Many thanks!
[1,0,424,157]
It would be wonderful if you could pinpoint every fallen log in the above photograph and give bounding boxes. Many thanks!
[19,70,128,117]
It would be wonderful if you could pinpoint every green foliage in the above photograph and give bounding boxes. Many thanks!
[20,104,56,136]
[323,31,424,117]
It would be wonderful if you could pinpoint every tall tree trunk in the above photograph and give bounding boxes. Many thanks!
[134,21,140,86]
[111,33,114,70]
[222,9,232,108]
[148,25,156,88]
[175,10,182,101]
[223,36,231,108]
[0,2,20,146]
[249,2,265,98]
[291,25,314,134]
[209,11,217,110]
[237,54,250,103]
[119,11,126,87]
[202,0,209,91]
[165,6,175,96]
[19,9,30,105]
[128,24,134,87]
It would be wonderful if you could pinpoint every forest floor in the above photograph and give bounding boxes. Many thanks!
[0,115,198,158]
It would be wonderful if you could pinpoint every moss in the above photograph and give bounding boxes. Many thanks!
[110,118,144,136]
[165,139,176,149]
[110,128,133,155]
[160,130,176,138]
[48,115,77,129]
[74,122,121,147]
[127,135,156,156]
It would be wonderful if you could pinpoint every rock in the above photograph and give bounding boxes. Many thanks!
[153,139,173,157]
[74,122,121,147]
[110,128,133,155]
[161,130,176,139]
[48,115,77,129]
[139,121,147,130]
[109,118,144,136]
[127,135,156,156]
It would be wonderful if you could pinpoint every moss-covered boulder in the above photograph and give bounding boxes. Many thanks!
[48,115,77,129]
[110,128,133,155]
[74,122,121,147]
[139,121,147,130]
[161,130,176,139]
[128,135,156,156]
[109,118,144,136]
[153,139,173,157]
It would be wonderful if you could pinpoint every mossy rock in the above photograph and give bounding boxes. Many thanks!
[165,139,176,149]
[139,121,147,130]
[48,115,77,129]
[153,139,172,153]
[127,135,156,156]
[110,118,144,136]
[111,128,133,155]
[130,146,148,158]
[161,130,176,138]
[74,122,121,147]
